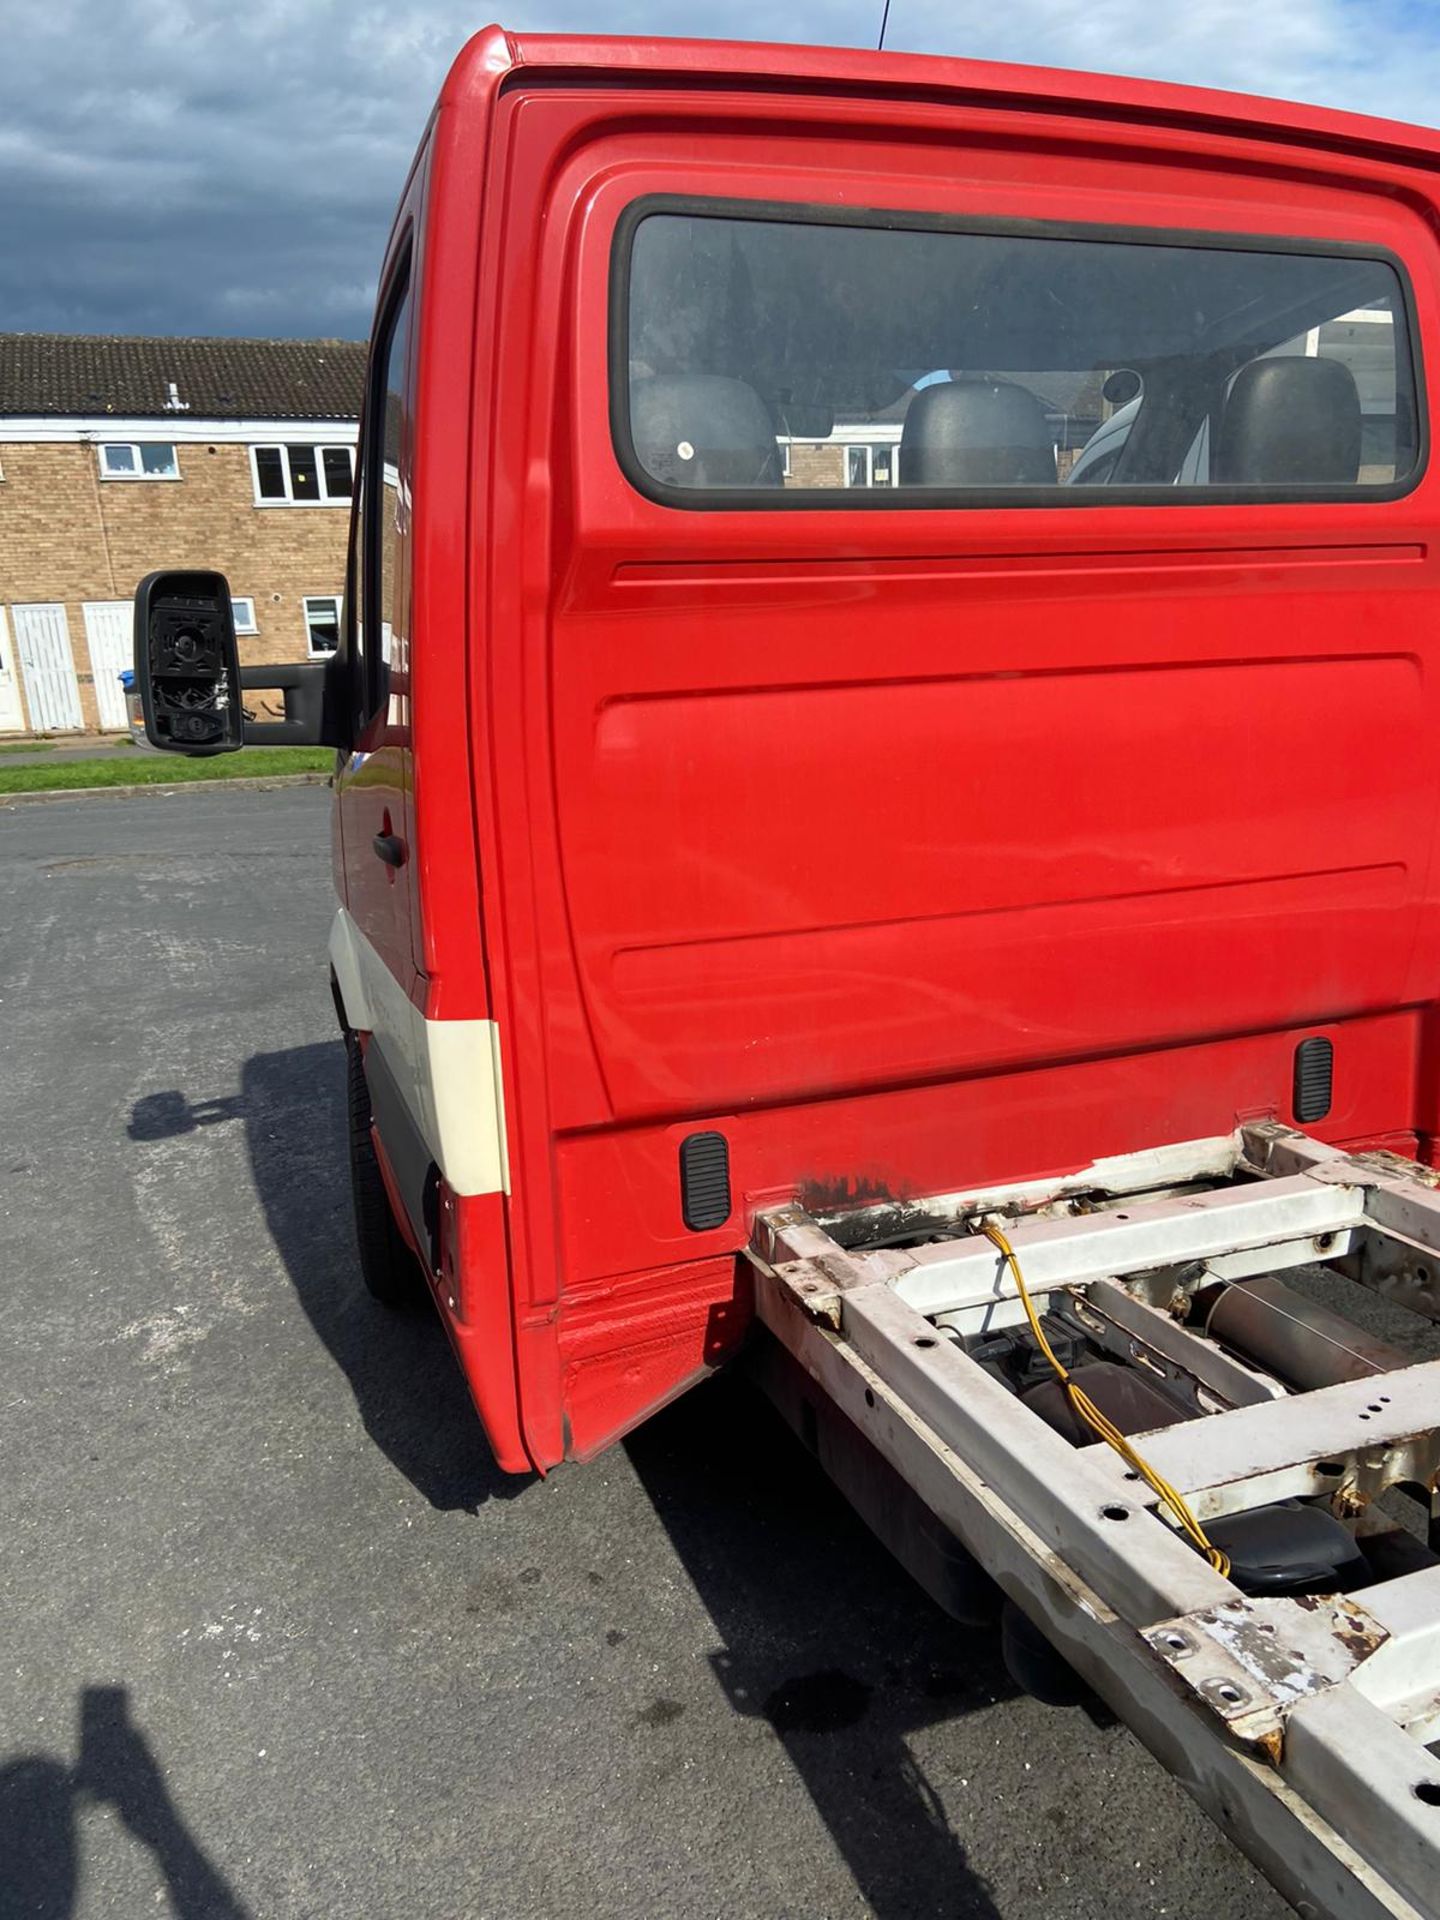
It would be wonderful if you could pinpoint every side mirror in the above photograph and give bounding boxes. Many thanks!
[133,570,243,754]
[134,570,352,752]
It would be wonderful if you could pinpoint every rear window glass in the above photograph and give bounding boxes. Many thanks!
[618,203,1421,505]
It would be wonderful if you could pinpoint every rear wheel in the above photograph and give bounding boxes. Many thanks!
[346,1034,425,1308]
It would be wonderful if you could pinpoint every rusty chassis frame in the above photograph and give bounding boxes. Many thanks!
[747,1123,1440,1920]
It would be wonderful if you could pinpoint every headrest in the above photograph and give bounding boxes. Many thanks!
[630,375,782,488]
[899,379,1056,486]
[1214,356,1361,485]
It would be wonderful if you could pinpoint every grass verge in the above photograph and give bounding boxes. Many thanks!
[0,739,58,756]
[0,749,332,795]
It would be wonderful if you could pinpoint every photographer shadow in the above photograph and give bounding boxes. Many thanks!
[0,1686,247,1920]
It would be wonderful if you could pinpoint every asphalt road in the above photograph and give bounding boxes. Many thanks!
[0,787,1293,1920]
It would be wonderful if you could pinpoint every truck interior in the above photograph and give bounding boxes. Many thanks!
[621,206,1416,495]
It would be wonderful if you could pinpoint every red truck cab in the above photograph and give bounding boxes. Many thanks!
[138,27,1440,1477]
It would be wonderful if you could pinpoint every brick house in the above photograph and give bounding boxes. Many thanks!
[0,334,365,736]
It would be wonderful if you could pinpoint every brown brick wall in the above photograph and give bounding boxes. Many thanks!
[0,438,351,732]
[784,443,845,489]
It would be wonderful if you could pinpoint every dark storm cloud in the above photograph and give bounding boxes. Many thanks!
[2,0,1437,342]
[0,0,867,338]
[0,2,488,338]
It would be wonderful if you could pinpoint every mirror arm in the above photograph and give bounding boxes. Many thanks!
[240,657,351,749]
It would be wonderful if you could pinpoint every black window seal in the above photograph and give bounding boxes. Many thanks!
[353,234,414,727]
[608,192,1428,513]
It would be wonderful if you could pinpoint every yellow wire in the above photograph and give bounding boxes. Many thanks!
[979,1219,1231,1579]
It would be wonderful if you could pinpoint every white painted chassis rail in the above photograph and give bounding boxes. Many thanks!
[751,1125,1440,1920]
[892,1174,1363,1319]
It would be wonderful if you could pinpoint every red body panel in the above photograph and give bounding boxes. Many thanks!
[339,28,1440,1472]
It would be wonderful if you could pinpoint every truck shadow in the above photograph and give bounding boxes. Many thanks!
[0,1685,248,1920]
[128,1041,521,1514]
[624,1372,1016,1920]
[132,1048,1004,1915]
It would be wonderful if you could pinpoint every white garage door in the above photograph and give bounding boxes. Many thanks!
[0,609,26,732]
[13,603,82,732]
[83,601,134,731]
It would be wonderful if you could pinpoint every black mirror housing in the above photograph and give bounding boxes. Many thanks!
[133,570,244,754]
[134,567,352,752]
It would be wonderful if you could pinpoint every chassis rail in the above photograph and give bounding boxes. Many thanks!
[746,1124,1440,1920]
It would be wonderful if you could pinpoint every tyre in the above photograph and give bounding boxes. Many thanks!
[346,1034,426,1308]
[1000,1599,1089,1707]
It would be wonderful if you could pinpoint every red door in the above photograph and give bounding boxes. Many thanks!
[474,81,1440,1461]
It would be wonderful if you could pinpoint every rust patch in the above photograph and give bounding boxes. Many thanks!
[1348,1148,1440,1189]
[1338,1624,1383,1660]
[798,1172,978,1251]
[1144,1594,1389,1754]
[798,1172,911,1217]
[774,1261,844,1329]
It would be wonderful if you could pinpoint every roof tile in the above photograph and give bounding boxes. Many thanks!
[0,334,366,421]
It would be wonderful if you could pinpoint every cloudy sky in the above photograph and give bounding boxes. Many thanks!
[3,0,1438,340]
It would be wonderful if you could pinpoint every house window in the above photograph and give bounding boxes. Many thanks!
[98,442,179,480]
[230,597,258,634]
[252,443,355,504]
[302,596,342,656]
[844,445,872,487]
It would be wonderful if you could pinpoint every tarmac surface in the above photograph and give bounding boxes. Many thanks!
[0,786,1296,1919]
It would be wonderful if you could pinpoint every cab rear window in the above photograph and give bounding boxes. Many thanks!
[614,200,1422,507]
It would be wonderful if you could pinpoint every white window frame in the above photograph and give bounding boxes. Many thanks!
[230,596,258,634]
[870,442,899,489]
[302,595,342,658]
[840,437,902,488]
[98,442,180,481]
[843,444,873,488]
[251,443,355,506]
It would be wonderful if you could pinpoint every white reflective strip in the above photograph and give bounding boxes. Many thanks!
[328,907,375,1031]
[423,1017,509,1197]
[329,907,509,1196]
